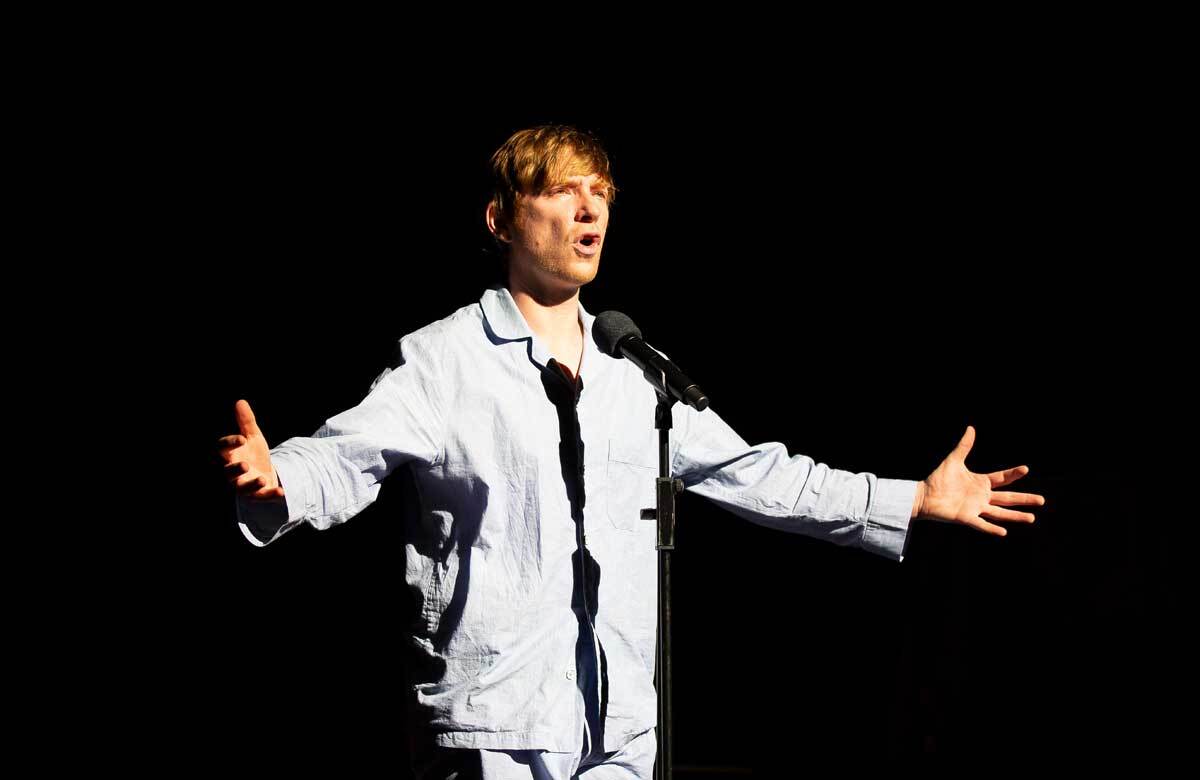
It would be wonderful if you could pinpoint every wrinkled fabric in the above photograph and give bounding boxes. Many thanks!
[237,284,918,755]
[410,725,656,780]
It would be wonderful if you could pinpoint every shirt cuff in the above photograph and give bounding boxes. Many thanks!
[234,455,309,546]
[860,477,919,562]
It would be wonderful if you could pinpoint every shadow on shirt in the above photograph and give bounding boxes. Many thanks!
[388,357,610,751]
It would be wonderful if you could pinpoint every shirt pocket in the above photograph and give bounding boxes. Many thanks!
[606,436,658,532]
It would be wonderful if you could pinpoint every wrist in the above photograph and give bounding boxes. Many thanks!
[911,480,927,520]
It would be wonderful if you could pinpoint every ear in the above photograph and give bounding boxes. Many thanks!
[485,201,511,244]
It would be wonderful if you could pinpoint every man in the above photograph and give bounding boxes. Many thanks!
[218,125,1045,779]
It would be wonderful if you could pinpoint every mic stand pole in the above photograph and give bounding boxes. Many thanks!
[646,392,683,780]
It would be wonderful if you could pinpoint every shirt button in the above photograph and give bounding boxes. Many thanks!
[565,669,576,680]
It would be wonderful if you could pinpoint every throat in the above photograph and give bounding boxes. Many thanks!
[554,347,582,382]
[551,338,584,383]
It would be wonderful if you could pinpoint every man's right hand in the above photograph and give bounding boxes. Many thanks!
[217,399,285,501]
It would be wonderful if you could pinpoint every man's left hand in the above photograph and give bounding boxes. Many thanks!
[912,425,1046,536]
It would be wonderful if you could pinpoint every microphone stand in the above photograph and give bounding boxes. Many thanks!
[645,392,684,780]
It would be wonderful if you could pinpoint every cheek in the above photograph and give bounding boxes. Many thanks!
[536,225,564,249]
[522,212,568,247]
[540,222,568,247]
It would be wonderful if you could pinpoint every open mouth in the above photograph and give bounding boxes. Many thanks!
[574,233,602,255]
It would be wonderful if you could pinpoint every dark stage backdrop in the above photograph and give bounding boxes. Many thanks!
[140,73,1178,773]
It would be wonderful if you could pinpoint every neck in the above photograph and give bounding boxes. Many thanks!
[507,278,582,346]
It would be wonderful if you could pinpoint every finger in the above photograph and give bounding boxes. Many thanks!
[224,461,250,480]
[981,506,1037,524]
[235,473,268,492]
[237,481,276,498]
[235,399,261,437]
[968,517,1008,537]
[246,486,286,501]
[988,465,1030,488]
[990,491,1046,507]
[951,425,976,463]
[217,435,247,451]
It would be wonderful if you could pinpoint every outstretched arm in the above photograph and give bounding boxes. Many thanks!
[668,403,920,561]
[215,330,447,547]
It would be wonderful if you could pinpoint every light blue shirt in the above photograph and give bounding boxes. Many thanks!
[237,284,918,753]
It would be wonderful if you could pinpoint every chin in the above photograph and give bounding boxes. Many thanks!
[570,265,600,285]
[560,257,599,281]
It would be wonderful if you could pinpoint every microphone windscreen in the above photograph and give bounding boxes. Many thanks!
[593,311,642,357]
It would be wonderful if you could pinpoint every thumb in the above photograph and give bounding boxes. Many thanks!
[951,425,975,462]
[235,399,261,437]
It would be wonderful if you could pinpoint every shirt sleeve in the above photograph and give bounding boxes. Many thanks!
[669,402,918,562]
[236,330,447,546]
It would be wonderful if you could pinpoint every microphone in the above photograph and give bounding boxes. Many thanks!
[593,311,710,411]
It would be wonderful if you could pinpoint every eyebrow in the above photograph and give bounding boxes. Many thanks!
[549,178,610,191]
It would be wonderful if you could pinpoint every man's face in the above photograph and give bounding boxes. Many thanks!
[505,172,609,296]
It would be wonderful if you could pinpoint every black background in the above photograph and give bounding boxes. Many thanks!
[99,36,1183,773]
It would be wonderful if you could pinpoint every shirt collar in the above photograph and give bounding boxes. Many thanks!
[479,284,603,380]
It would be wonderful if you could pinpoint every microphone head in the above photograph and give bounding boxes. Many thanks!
[593,311,642,357]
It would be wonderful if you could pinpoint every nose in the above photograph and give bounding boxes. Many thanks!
[575,190,603,223]
[575,200,597,223]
